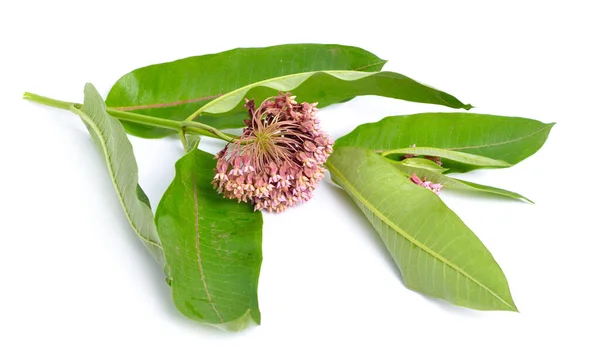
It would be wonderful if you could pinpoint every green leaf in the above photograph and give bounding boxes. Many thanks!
[335,113,554,173]
[190,70,471,120]
[382,146,510,168]
[185,135,200,153]
[136,184,152,209]
[155,149,263,331]
[69,83,168,274]
[392,159,533,203]
[398,157,448,173]
[327,147,517,311]
[106,44,387,138]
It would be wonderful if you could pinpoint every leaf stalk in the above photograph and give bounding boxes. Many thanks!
[23,92,238,143]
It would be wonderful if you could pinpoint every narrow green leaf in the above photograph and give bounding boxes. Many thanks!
[392,159,533,203]
[382,146,510,168]
[398,157,448,173]
[327,147,517,311]
[69,84,168,274]
[106,44,387,137]
[155,149,263,331]
[192,70,471,120]
[336,113,555,173]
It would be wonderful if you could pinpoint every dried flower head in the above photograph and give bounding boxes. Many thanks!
[212,93,334,213]
[410,173,443,194]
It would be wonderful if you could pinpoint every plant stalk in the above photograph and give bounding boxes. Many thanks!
[23,92,237,143]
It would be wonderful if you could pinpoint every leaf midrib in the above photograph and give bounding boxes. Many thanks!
[326,160,516,310]
[447,123,554,151]
[192,173,224,323]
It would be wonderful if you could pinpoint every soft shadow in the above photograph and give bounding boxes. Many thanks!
[118,215,249,335]
[417,292,483,317]
[325,178,402,281]
[443,188,532,205]
[326,177,484,319]
[83,139,240,335]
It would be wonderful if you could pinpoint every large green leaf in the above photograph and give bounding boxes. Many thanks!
[69,83,168,274]
[155,149,263,331]
[106,44,387,137]
[327,147,517,311]
[392,158,533,203]
[190,70,471,121]
[336,113,554,173]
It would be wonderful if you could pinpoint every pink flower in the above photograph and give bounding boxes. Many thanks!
[212,93,334,213]
[410,173,443,194]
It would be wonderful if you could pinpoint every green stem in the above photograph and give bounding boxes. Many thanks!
[23,92,78,110]
[23,92,238,143]
[178,127,188,149]
[181,122,237,143]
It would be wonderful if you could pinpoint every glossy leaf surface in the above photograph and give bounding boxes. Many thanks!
[336,113,554,172]
[327,147,517,311]
[155,149,262,331]
[392,159,533,203]
[70,84,168,273]
[106,44,387,137]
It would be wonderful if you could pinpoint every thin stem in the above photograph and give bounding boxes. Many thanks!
[107,109,217,139]
[178,127,187,149]
[23,92,78,110]
[185,106,203,122]
[181,122,237,143]
[23,92,240,143]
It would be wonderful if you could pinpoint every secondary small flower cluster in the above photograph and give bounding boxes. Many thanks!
[410,173,443,194]
[213,93,333,212]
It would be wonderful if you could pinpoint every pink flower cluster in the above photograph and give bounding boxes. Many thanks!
[212,93,333,213]
[410,173,443,194]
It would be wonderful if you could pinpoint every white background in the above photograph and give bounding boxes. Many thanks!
[2,1,599,363]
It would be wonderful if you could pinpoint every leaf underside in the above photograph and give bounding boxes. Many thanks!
[195,70,471,121]
[70,83,168,274]
[383,146,511,168]
[155,149,263,331]
[327,147,517,311]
